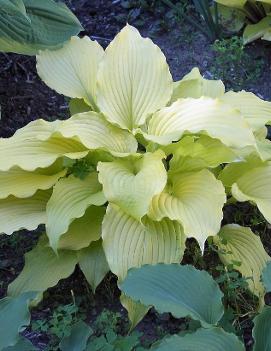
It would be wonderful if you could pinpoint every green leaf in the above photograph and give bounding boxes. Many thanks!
[216,4,245,33]
[213,224,270,298]
[77,239,109,292]
[214,0,247,9]
[231,163,271,223]
[262,262,271,293]
[69,98,91,116]
[60,320,93,351]
[8,235,77,297]
[0,291,37,349]
[58,206,105,251]
[0,0,83,55]
[151,327,245,350]
[0,190,51,235]
[243,16,271,44]
[171,67,225,102]
[121,264,224,327]
[2,337,37,351]
[149,169,226,251]
[253,306,271,351]
[46,172,106,251]
[97,151,167,220]
[145,97,255,148]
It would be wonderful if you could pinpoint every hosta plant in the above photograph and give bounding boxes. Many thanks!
[0,24,271,348]
[215,0,271,43]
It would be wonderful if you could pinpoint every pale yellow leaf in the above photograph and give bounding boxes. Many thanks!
[221,91,271,131]
[214,224,270,298]
[0,190,51,235]
[46,173,106,251]
[58,206,105,251]
[97,151,167,220]
[149,169,226,251]
[96,24,173,130]
[77,239,109,292]
[171,67,225,102]
[37,36,104,108]
[145,97,255,148]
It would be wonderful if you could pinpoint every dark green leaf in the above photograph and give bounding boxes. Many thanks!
[0,0,83,55]
[0,291,37,349]
[120,264,224,327]
[60,320,93,351]
[151,327,245,351]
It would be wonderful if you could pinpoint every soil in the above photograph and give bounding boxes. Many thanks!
[0,1,271,350]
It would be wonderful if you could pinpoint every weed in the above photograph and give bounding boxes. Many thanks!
[211,36,264,90]
[87,309,146,350]
[32,302,82,351]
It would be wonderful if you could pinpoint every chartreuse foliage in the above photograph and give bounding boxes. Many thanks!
[214,0,271,43]
[0,0,82,55]
[1,24,271,348]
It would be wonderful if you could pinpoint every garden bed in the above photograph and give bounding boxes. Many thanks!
[0,1,271,350]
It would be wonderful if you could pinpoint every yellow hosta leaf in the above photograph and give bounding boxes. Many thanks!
[221,91,271,131]
[243,16,271,44]
[58,206,105,251]
[97,151,167,220]
[120,295,150,331]
[254,127,268,140]
[256,139,271,161]
[0,167,66,199]
[37,36,104,109]
[0,119,88,171]
[96,24,173,131]
[145,97,255,147]
[8,235,77,297]
[213,224,270,298]
[171,67,225,102]
[218,156,265,191]
[46,173,106,251]
[165,135,238,174]
[102,204,186,326]
[102,204,186,281]
[214,0,247,8]
[262,27,271,40]
[149,169,226,251]
[77,239,109,292]
[69,98,91,116]
[56,112,138,156]
[0,190,51,235]
[232,164,271,223]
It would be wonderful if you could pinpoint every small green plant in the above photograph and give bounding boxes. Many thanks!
[32,302,81,350]
[215,264,251,305]
[211,36,264,89]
